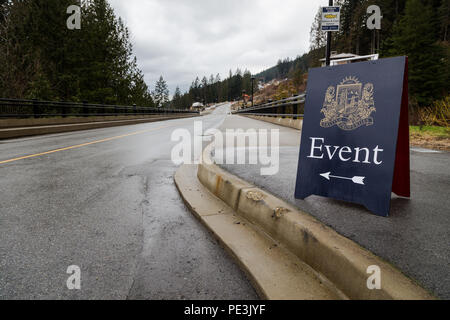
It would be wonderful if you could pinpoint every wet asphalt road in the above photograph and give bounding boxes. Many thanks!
[0,104,258,300]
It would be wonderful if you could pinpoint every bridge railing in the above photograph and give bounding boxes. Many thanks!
[232,94,306,119]
[0,98,199,118]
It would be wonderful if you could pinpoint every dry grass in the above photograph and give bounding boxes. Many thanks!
[253,76,307,105]
[417,97,450,127]
[411,97,450,150]
[410,125,450,151]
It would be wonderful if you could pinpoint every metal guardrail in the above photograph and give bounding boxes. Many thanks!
[232,94,305,117]
[0,98,199,118]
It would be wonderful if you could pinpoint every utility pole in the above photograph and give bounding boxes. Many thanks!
[251,76,255,107]
[325,0,333,66]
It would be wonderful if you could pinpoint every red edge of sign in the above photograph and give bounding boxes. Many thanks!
[391,57,411,198]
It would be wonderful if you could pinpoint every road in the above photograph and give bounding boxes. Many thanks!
[0,104,258,300]
[217,115,450,299]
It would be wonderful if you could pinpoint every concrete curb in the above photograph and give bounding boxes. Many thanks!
[242,115,303,130]
[175,164,348,300]
[0,114,173,128]
[0,114,198,140]
[192,143,435,300]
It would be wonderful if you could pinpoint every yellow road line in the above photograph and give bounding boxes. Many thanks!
[0,125,168,165]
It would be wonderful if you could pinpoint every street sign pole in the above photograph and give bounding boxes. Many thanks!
[251,76,255,107]
[325,0,333,66]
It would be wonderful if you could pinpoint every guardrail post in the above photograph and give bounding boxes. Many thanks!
[133,104,137,115]
[32,99,39,118]
[83,101,88,117]
[294,104,299,119]
[60,102,66,118]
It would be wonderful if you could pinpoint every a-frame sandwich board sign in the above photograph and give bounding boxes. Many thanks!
[295,56,410,217]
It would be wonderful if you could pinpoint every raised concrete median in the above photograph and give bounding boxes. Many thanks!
[175,141,435,300]
[174,111,449,300]
[175,163,345,300]
[220,115,449,299]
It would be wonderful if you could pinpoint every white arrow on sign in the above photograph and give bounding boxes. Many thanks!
[320,172,366,185]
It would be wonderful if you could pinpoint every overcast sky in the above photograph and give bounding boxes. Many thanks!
[109,0,323,95]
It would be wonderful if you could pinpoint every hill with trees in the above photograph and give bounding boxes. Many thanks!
[172,69,255,109]
[179,0,448,109]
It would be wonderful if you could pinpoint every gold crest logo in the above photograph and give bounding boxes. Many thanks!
[320,76,376,131]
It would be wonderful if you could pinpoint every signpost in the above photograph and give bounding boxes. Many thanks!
[294,56,410,217]
[322,4,340,66]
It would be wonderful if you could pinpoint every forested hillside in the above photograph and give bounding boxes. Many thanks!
[313,0,449,106]
[171,69,255,109]
[217,0,448,108]
[0,0,154,106]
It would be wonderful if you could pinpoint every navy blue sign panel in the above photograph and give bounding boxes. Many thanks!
[295,56,410,217]
[322,26,339,31]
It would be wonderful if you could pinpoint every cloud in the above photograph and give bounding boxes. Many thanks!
[108,0,320,94]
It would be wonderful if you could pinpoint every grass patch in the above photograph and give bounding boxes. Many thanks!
[410,126,449,138]
[410,126,450,151]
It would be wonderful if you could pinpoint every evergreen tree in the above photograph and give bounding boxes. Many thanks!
[172,86,182,108]
[201,76,208,104]
[310,7,327,51]
[153,76,169,108]
[438,0,449,41]
[388,0,447,105]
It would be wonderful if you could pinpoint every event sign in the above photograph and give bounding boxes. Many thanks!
[295,56,410,217]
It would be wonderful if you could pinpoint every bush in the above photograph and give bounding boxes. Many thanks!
[418,97,450,127]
